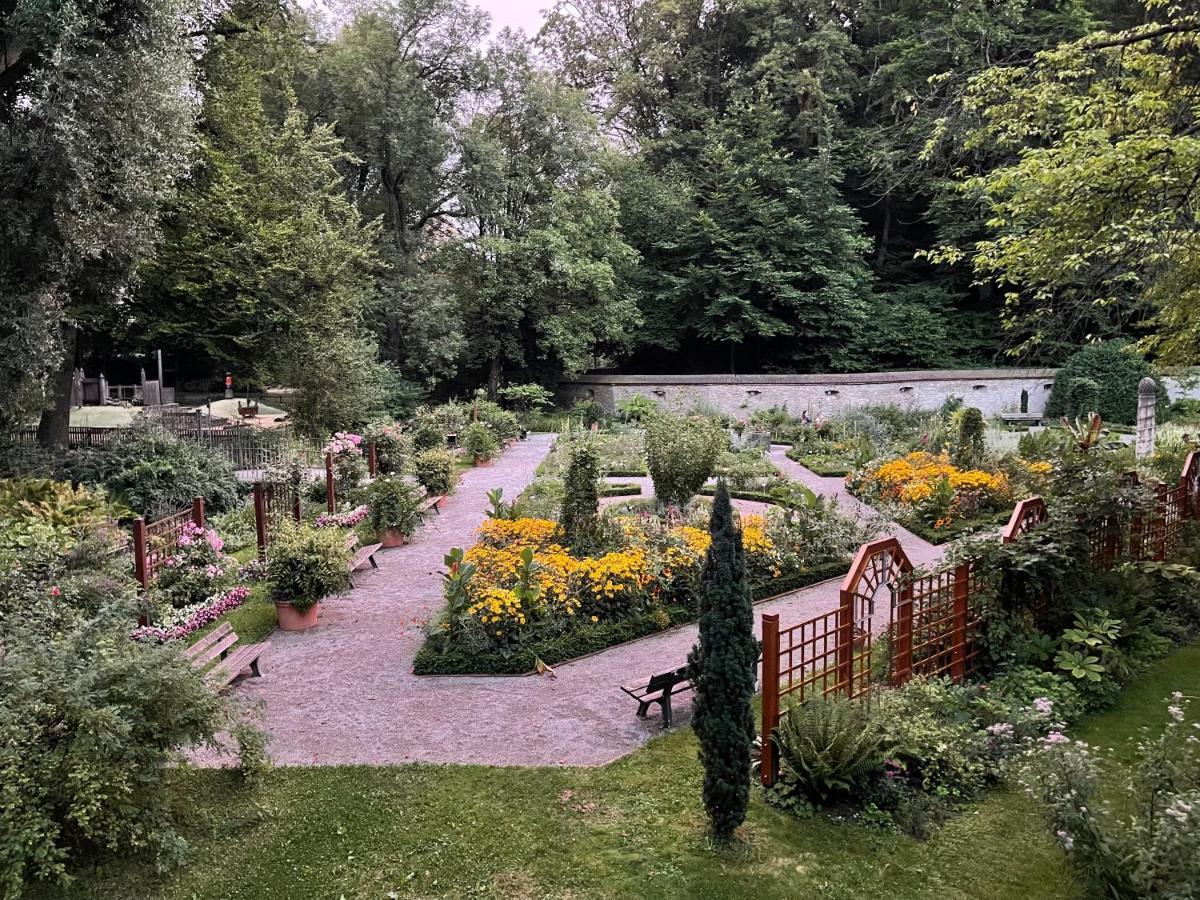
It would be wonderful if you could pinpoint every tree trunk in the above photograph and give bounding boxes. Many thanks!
[488,353,501,400]
[875,196,891,272]
[37,323,77,450]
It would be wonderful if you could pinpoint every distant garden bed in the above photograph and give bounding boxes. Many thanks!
[412,558,849,676]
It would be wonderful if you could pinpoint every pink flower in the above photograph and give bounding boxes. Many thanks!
[49,585,61,597]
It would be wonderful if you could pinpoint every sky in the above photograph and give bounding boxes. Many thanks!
[474,0,548,37]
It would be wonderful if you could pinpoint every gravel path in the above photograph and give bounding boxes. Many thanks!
[219,437,945,768]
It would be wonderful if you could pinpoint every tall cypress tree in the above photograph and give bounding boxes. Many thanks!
[688,480,758,842]
[561,442,600,553]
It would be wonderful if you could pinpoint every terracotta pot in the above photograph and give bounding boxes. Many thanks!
[474,455,494,467]
[275,600,319,631]
[381,527,407,548]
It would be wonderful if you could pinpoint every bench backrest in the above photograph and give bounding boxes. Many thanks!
[183,622,238,667]
[647,665,691,692]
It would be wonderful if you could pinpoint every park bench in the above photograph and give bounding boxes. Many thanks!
[345,533,383,580]
[183,622,263,690]
[419,493,445,516]
[621,665,693,728]
[999,412,1046,427]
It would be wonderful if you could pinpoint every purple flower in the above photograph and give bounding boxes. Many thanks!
[1033,697,1054,715]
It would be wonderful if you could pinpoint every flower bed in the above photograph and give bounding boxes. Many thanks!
[314,504,369,528]
[847,451,1051,539]
[416,507,865,675]
[132,585,252,643]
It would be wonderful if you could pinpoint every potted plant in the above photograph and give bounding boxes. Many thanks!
[366,476,423,547]
[462,422,499,466]
[266,521,352,631]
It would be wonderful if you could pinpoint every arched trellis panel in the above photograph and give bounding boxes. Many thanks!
[1002,497,1047,543]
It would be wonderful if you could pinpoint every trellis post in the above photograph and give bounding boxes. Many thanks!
[892,577,914,686]
[253,482,268,559]
[760,613,780,786]
[951,562,971,681]
[367,441,377,477]
[191,496,205,528]
[837,582,856,697]
[325,451,336,513]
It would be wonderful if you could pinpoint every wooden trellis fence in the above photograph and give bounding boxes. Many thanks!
[252,479,303,558]
[759,450,1200,786]
[131,497,206,590]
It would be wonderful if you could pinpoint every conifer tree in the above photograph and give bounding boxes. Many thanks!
[688,480,758,842]
[561,442,600,553]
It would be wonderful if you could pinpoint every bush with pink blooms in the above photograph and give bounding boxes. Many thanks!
[324,431,368,496]
[153,522,237,610]
[132,586,252,643]
[314,505,369,529]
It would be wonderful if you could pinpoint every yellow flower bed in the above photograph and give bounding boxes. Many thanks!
[853,451,1013,528]
[475,517,560,550]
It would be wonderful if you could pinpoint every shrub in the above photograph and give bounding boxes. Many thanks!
[688,483,758,842]
[59,426,241,519]
[570,397,606,427]
[473,398,520,442]
[1022,693,1200,898]
[412,448,455,495]
[0,605,227,895]
[617,393,658,423]
[152,522,236,610]
[645,413,725,508]
[773,694,884,803]
[561,443,600,553]
[0,478,123,555]
[266,521,351,611]
[366,476,424,537]
[364,420,413,475]
[1046,342,1165,425]
[1064,377,1101,421]
[951,407,986,467]
[462,422,498,460]
[408,407,448,451]
[497,382,553,416]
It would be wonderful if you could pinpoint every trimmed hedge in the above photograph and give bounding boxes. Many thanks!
[1045,342,1166,425]
[784,447,854,477]
[900,511,1011,545]
[411,559,850,676]
[598,482,642,498]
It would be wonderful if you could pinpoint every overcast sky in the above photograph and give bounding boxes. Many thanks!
[475,0,548,36]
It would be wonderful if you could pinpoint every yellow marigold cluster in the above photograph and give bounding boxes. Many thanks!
[569,548,653,601]
[475,517,561,550]
[866,452,1010,505]
[741,514,775,555]
[466,586,527,632]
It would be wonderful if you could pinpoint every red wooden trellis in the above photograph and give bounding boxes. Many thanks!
[759,451,1200,786]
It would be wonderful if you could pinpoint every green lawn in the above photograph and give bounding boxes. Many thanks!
[35,646,1200,900]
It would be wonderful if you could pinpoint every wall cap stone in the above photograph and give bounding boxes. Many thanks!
[563,368,1059,387]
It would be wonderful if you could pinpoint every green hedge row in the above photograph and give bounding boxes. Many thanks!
[900,511,1010,545]
[412,559,849,676]
[598,482,642,498]
[783,448,854,477]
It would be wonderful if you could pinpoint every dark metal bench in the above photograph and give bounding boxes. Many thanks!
[183,622,263,690]
[621,665,693,728]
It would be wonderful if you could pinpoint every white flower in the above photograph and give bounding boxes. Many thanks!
[1169,705,1185,723]
[1056,830,1074,851]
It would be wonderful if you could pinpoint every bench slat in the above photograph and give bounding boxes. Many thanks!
[207,643,264,688]
[350,542,383,571]
[189,631,240,669]
[183,621,234,662]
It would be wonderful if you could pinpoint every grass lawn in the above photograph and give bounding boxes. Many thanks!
[36,645,1199,899]
[69,406,141,427]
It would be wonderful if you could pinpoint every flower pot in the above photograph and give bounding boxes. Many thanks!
[381,527,407,548]
[275,599,319,631]
[474,455,493,467]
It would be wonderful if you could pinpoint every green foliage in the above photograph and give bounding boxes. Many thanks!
[365,477,424,536]
[616,394,658,424]
[645,414,725,508]
[485,488,517,520]
[773,695,884,803]
[497,383,553,414]
[0,605,226,896]
[1045,343,1162,425]
[1022,693,1200,898]
[687,483,758,842]
[266,521,351,612]
[412,448,455,496]
[561,443,600,553]
[60,427,241,519]
[951,407,986,467]
[462,422,499,460]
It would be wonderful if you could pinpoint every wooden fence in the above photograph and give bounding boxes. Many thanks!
[759,450,1200,785]
[252,479,302,558]
[131,497,206,593]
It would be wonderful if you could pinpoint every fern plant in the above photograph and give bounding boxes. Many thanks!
[774,694,884,803]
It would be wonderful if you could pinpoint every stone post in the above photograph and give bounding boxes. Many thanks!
[1136,377,1158,459]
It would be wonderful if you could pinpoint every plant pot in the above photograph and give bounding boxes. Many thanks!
[474,455,493,467]
[381,527,407,548]
[275,599,319,631]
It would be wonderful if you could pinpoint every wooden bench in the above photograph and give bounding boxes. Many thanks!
[345,533,382,578]
[418,494,445,516]
[999,412,1046,426]
[183,622,263,690]
[621,665,693,728]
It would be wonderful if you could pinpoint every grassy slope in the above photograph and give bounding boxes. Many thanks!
[52,646,1200,899]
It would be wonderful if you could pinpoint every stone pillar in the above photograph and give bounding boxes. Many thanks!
[1136,377,1158,459]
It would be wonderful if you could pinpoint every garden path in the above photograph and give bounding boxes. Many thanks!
[215,438,947,768]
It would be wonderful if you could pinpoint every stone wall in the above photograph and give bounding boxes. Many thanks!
[560,370,1059,419]
[560,369,1200,422]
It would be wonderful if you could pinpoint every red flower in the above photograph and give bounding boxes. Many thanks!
[49,586,61,597]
